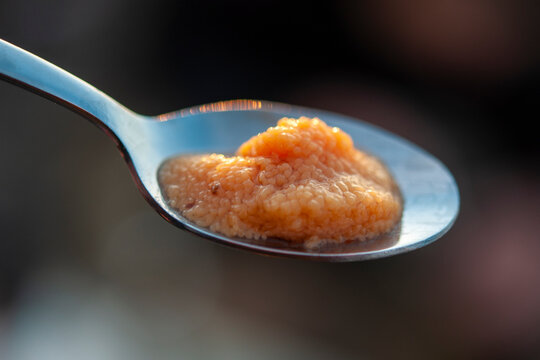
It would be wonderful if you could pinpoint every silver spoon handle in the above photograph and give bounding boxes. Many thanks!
[0,38,132,135]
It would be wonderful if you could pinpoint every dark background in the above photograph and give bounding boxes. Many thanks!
[1,1,539,359]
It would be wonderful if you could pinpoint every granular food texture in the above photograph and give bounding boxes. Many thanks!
[159,117,402,245]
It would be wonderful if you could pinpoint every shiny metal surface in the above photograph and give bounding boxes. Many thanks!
[0,38,459,261]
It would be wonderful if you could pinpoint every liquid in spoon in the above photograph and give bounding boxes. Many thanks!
[159,117,402,248]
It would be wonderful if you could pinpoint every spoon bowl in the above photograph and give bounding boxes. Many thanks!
[0,39,459,261]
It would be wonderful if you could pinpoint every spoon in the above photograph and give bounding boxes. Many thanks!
[0,38,459,261]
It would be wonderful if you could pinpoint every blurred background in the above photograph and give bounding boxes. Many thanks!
[0,0,539,359]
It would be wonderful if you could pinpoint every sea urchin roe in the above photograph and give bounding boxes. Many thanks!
[159,117,402,245]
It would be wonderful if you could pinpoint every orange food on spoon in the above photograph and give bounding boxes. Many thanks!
[159,117,402,246]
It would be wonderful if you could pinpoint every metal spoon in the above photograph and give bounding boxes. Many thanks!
[0,39,459,261]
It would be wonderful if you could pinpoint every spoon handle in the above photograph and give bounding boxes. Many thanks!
[0,38,132,136]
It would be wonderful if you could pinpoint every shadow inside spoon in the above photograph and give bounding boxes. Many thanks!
[220,224,402,254]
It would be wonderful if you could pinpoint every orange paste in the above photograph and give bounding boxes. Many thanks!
[159,117,402,245]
